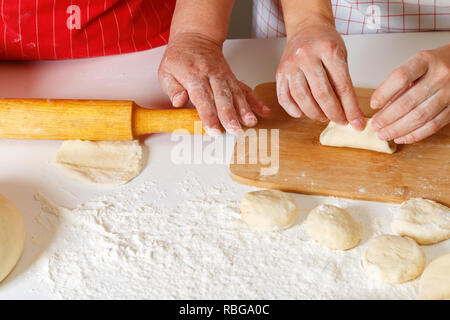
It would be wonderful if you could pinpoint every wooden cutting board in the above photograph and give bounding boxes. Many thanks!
[230,82,450,205]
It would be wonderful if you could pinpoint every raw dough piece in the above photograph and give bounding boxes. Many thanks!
[363,235,426,284]
[418,253,450,300]
[240,190,298,231]
[320,118,396,154]
[56,140,143,186]
[305,204,361,250]
[0,194,25,282]
[391,198,450,245]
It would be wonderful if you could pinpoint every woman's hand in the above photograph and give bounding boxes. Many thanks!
[371,44,450,144]
[158,33,270,136]
[276,22,365,130]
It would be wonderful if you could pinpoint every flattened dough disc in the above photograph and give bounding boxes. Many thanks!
[0,194,25,282]
[55,140,143,186]
[418,253,450,300]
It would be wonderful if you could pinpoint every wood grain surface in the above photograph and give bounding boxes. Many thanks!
[230,82,450,205]
[0,98,203,140]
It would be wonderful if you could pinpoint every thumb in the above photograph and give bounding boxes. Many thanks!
[159,72,188,108]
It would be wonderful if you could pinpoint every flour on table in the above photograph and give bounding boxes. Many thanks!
[28,175,420,299]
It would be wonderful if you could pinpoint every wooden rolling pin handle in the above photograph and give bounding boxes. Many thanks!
[0,98,209,140]
[132,105,206,136]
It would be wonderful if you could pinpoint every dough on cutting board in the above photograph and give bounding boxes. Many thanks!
[391,198,450,245]
[363,235,426,284]
[418,253,450,300]
[320,118,397,154]
[55,140,143,186]
[305,204,361,250]
[240,190,298,231]
[0,194,25,282]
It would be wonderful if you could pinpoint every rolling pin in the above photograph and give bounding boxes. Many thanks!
[0,99,205,140]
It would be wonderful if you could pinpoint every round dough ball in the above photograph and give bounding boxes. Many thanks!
[363,235,426,284]
[418,253,450,300]
[391,198,450,245]
[305,204,361,250]
[240,190,298,231]
[0,194,25,282]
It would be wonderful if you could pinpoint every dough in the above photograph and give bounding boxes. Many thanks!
[0,194,25,282]
[363,235,426,284]
[240,190,298,231]
[56,140,143,186]
[305,204,361,250]
[320,118,397,154]
[391,198,450,245]
[418,253,450,300]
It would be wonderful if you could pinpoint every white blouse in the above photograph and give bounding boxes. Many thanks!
[252,0,450,37]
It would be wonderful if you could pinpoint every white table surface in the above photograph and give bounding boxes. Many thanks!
[0,32,449,299]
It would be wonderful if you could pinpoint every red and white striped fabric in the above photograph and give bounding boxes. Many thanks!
[0,0,176,60]
[252,0,450,37]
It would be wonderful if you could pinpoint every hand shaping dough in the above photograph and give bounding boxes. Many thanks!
[240,190,298,231]
[305,204,361,250]
[320,118,396,154]
[56,140,143,186]
[0,194,25,282]
[418,253,450,300]
[363,235,426,284]
[391,198,450,245]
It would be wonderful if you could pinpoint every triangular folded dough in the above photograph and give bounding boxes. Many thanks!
[319,118,396,154]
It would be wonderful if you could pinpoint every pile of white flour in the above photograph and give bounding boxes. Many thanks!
[28,174,418,299]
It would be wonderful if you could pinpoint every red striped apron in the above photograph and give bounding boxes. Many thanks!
[0,0,176,60]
